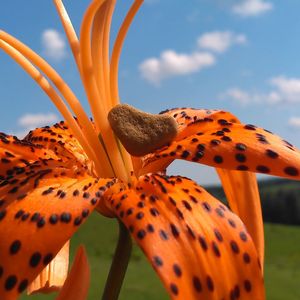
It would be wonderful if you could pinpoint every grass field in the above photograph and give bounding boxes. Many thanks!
[21,214,300,300]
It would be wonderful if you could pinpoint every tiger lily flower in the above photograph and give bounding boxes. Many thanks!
[0,0,300,299]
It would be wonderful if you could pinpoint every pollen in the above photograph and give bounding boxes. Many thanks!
[108,104,178,156]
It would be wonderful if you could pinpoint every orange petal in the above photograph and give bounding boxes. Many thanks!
[0,174,114,300]
[27,241,70,294]
[0,130,115,300]
[143,120,300,180]
[105,174,265,299]
[140,108,239,175]
[24,121,90,164]
[55,246,90,300]
[160,108,239,133]
[216,169,264,271]
[0,133,59,181]
[156,108,265,268]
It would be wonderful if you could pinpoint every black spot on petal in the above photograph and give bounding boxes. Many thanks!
[5,275,17,291]
[29,252,41,267]
[256,165,270,173]
[18,279,28,293]
[153,256,163,267]
[159,230,168,240]
[266,149,278,159]
[284,166,299,177]
[43,253,53,265]
[170,283,179,295]
[173,264,182,277]
[10,240,21,255]
[193,276,202,292]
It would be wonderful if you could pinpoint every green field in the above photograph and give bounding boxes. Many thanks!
[21,214,300,300]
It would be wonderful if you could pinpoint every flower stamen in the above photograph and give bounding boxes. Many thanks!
[0,39,107,176]
[110,0,144,105]
[91,1,111,107]
[0,31,114,177]
[80,0,132,182]
[53,0,82,72]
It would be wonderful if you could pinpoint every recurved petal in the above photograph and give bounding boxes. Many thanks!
[0,126,107,211]
[216,169,264,270]
[156,108,265,268]
[159,107,239,133]
[143,121,300,180]
[0,133,60,181]
[55,245,90,300]
[105,174,265,300]
[24,121,89,164]
[0,133,115,300]
[140,108,239,175]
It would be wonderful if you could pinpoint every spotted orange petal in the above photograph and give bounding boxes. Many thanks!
[143,115,300,179]
[144,108,300,270]
[23,121,91,164]
[139,108,239,173]
[0,129,115,300]
[156,108,265,267]
[159,107,239,132]
[27,241,70,294]
[105,174,265,299]
[0,132,59,182]
[216,169,264,269]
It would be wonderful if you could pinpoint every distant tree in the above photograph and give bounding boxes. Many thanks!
[284,191,299,225]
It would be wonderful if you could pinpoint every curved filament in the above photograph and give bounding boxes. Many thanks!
[53,0,82,73]
[91,1,110,104]
[110,0,144,104]
[80,0,129,181]
[0,30,114,177]
[0,40,106,177]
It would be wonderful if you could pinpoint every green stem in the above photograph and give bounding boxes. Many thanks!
[102,220,132,300]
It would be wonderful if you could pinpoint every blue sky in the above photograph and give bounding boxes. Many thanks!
[1,0,300,184]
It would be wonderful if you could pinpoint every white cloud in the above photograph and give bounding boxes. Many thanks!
[42,29,67,60]
[232,0,273,17]
[140,30,247,85]
[18,113,59,128]
[220,88,253,105]
[288,117,300,129]
[220,87,277,105]
[11,113,59,139]
[139,50,215,85]
[270,76,300,103]
[221,76,300,105]
[197,31,247,53]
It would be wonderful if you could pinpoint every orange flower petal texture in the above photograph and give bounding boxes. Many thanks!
[143,108,300,180]
[142,107,300,269]
[0,119,268,300]
[0,125,116,300]
[105,174,265,300]
[55,245,90,300]
[27,241,69,294]
[216,169,264,270]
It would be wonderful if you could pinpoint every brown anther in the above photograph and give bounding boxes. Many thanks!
[108,104,178,156]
